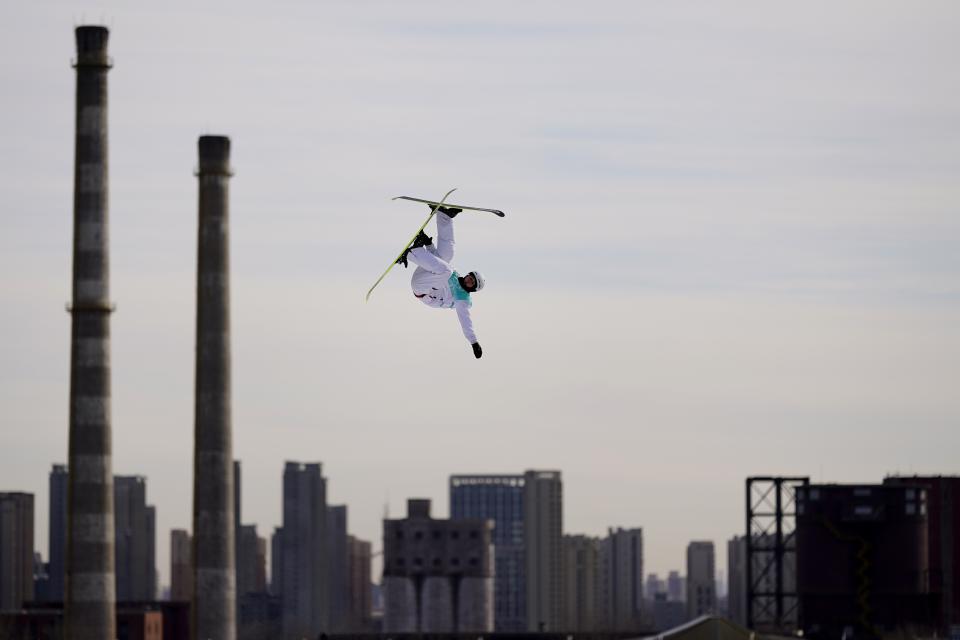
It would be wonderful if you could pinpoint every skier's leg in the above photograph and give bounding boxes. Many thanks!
[407,246,452,276]
[435,212,456,262]
[411,266,448,297]
[410,266,430,295]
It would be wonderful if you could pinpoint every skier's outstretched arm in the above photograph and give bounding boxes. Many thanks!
[454,301,481,358]
[408,246,453,276]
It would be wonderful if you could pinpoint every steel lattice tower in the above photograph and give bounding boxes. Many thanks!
[745,476,809,633]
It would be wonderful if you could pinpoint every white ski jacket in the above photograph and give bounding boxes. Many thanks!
[408,247,477,344]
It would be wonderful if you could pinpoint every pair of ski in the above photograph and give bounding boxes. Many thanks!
[365,188,505,301]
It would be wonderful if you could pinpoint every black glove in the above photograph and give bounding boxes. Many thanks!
[472,342,482,359]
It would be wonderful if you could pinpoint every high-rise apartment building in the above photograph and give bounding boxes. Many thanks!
[667,571,684,602]
[114,476,156,601]
[0,493,34,611]
[270,527,282,597]
[347,535,372,631]
[450,474,526,631]
[281,461,328,639]
[234,461,241,528]
[383,499,493,632]
[46,468,158,604]
[727,535,747,627]
[238,525,266,596]
[524,470,563,631]
[652,592,687,631]
[449,471,563,632]
[686,541,716,619]
[598,527,644,631]
[171,529,192,601]
[47,465,68,602]
[256,537,267,595]
[234,460,242,606]
[562,534,599,631]
[326,505,349,631]
[147,508,156,597]
[646,573,665,600]
[33,551,49,601]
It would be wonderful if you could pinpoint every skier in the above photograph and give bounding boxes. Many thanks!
[396,206,485,359]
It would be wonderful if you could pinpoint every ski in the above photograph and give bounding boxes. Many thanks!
[392,195,506,218]
[365,188,458,302]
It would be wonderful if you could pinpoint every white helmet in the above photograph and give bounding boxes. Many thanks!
[469,270,485,291]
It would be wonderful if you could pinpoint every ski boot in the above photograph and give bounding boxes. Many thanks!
[432,205,463,218]
[396,230,433,268]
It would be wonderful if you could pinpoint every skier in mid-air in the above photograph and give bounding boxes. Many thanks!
[396,206,485,359]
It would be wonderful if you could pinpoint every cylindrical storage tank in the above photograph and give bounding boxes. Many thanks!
[458,576,494,631]
[421,575,453,632]
[797,484,933,635]
[383,576,417,632]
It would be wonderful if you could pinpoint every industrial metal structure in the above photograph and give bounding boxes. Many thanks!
[745,476,808,633]
[884,475,960,637]
[795,483,936,638]
[192,135,236,640]
[66,25,117,640]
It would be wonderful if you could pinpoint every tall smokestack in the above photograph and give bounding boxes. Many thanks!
[192,135,236,640]
[66,25,116,640]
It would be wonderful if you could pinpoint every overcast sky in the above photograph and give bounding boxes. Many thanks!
[2,1,959,591]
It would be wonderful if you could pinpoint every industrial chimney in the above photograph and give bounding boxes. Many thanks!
[192,135,237,640]
[65,25,116,640]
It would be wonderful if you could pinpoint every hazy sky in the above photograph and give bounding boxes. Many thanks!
[2,1,959,591]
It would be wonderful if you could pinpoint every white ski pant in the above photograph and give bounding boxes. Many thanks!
[410,212,455,295]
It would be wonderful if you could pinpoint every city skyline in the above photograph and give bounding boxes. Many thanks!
[2,0,959,601]
[6,464,959,634]
[23,459,718,594]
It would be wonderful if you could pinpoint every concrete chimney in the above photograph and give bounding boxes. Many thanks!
[192,135,236,640]
[65,25,117,640]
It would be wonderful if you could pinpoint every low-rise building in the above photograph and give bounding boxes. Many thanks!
[383,498,493,632]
